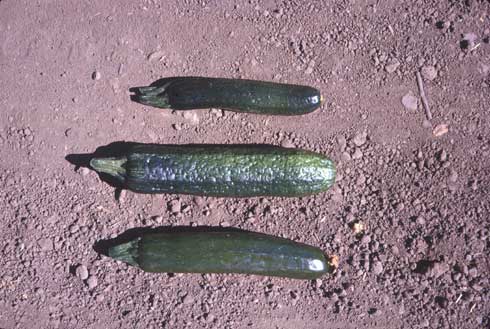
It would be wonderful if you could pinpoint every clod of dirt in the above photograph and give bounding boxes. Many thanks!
[429,262,450,278]
[336,135,347,151]
[460,32,478,50]
[448,169,459,183]
[414,260,449,279]
[385,59,400,73]
[401,93,418,111]
[372,261,383,275]
[168,199,182,214]
[421,66,437,81]
[435,296,448,309]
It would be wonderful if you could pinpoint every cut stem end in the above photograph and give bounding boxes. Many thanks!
[90,157,127,181]
[108,239,140,267]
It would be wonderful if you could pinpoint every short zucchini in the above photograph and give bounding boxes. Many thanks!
[108,231,335,279]
[89,144,336,197]
[132,77,323,115]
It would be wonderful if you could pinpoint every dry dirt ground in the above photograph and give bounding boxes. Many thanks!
[1,1,489,328]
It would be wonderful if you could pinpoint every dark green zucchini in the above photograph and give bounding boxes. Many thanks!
[109,231,335,279]
[131,77,323,115]
[89,144,336,197]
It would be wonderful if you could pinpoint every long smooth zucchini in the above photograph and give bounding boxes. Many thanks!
[132,77,323,115]
[108,231,335,279]
[89,144,336,197]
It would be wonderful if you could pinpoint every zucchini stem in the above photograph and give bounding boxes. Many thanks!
[133,82,171,108]
[108,239,140,267]
[90,157,127,181]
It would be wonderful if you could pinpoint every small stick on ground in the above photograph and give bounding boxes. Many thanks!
[416,71,432,121]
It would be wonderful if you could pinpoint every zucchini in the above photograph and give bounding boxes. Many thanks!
[89,144,336,197]
[108,231,335,279]
[131,77,323,115]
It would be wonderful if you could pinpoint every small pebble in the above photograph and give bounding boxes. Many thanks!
[182,294,194,305]
[38,238,53,251]
[438,149,447,162]
[182,111,200,125]
[75,265,89,280]
[352,131,367,147]
[79,167,91,176]
[193,196,205,207]
[385,59,400,73]
[91,71,101,80]
[416,216,426,225]
[356,173,366,186]
[153,215,163,224]
[86,275,97,289]
[69,224,79,234]
[147,50,164,61]
[281,139,294,148]
[401,93,418,111]
[341,152,351,162]
[352,148,363,160]
[361,235,371,245]
[433,124,449,137]
[210,108,224,118]
[372,261,383,275]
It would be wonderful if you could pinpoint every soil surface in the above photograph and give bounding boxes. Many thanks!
[1,1,489,328]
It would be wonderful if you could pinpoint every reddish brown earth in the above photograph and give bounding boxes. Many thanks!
[1,1,489,328]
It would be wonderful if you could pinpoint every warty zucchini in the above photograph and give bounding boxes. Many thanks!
[89,144,336,197]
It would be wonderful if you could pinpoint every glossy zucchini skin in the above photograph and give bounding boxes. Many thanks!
[108,231,332,279]
[89,144,336,197]
[132,77,323,115]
